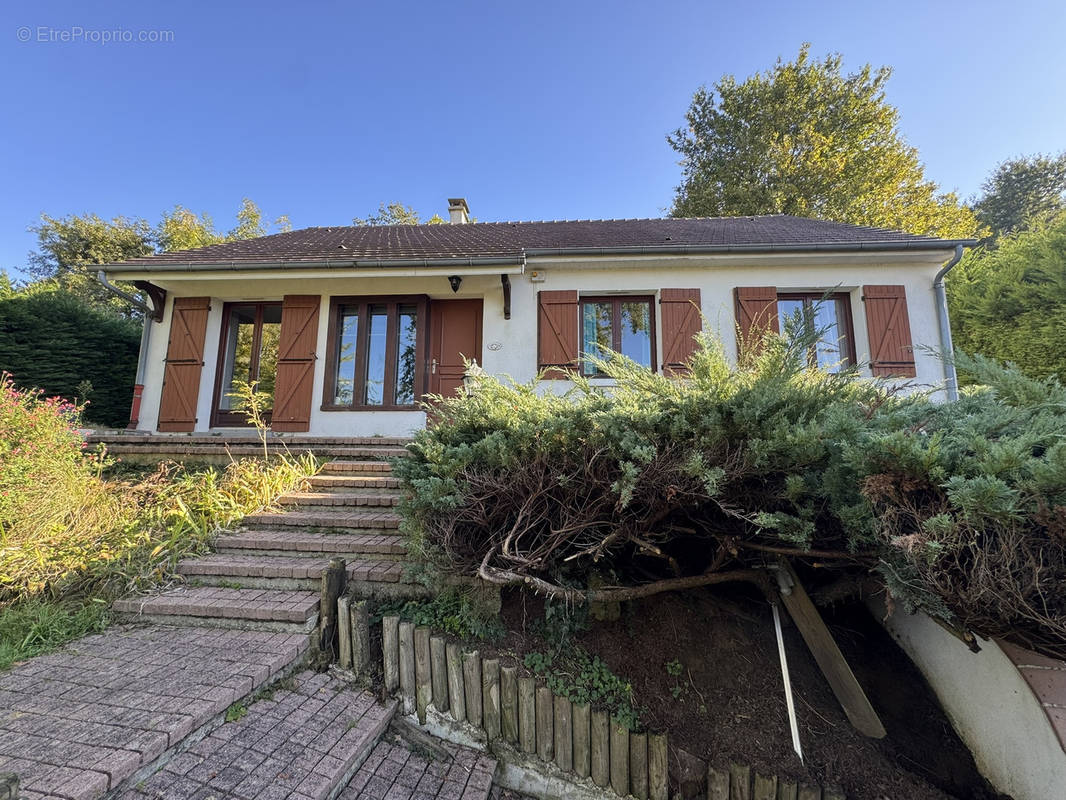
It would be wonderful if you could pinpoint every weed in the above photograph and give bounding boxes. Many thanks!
[523,646,643,731]
[532,596,589,656]
[377,591,504,641]
[225,702,248,722]
[0,599,108,671]
[0,374,318,668]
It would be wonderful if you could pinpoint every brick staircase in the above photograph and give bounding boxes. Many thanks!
[113,444,428,635]
[1,441,509,800]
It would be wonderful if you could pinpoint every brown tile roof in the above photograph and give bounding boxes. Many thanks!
[107,215,972,271]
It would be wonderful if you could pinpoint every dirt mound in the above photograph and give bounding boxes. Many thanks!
[495,586,1008,800]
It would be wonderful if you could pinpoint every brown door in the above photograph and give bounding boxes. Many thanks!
[428,299,483,399]
[158,297,211,432]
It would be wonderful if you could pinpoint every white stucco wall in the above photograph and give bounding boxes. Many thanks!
[130,252,952,436]
[871,599,1066,799]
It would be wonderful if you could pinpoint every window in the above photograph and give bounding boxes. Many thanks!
[776,293,856,371]
[323,296,426,409]
[580,296,656,375]
[212,302,282,426]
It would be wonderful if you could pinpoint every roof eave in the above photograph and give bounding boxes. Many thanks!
[100,238,977,275]
[523,240,978,257]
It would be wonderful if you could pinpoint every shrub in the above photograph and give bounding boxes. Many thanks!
[0,286,140,427]
[0,374,318,665]
[397,334,1066,660]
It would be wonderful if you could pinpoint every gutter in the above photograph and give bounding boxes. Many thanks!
[97,239,977,274]
[522,240,978,258]
[101,255,528,274]
[933,244,966,402]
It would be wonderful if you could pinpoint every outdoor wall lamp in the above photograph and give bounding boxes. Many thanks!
[448,275,462,293]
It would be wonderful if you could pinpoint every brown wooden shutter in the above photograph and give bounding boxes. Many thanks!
[734,286,779,357]
[862,285,916,377]
[660,288,702,375]
[271,295,321,432]
[537,290,578,378]
[158,297,211,432]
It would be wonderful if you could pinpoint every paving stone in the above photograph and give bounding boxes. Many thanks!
[113,587,320,625]
[178,554,409,584]
[218,529,407,557]
[123,672,395,799]
[0,626,307,800]
[337,738,496,800]
[243,509,402,529]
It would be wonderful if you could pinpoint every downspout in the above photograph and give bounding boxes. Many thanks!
[933,245,965,402]
[97,271,154,429]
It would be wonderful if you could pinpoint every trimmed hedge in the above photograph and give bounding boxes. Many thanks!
[0,288,140,427]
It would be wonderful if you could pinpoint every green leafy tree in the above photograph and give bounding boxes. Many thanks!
[973,153,1066,239]
[156,205,225,252]
[353,202,446,226]
[668,44,983,240]
[27,199,291,314]
[949,211,1066,381]
[27,214,154,313]
[228,197,291,240]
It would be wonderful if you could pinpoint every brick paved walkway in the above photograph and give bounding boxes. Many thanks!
[337,739,496,800]
[116,672,395,800]
[0,625,307,800]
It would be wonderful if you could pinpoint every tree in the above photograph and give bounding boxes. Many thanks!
[668,44,983,240]
[973,153,1066,239]
[27,199,290,314]
[156,206,225,252]
[27,214,154,313]
[228,197,291,240]
[353,202,446,226]
[949,211,1066,382]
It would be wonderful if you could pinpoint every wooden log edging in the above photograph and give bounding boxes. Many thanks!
[378,615,844,800]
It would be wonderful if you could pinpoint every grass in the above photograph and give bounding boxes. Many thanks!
[0,598,109,668]
[0,451,318,670]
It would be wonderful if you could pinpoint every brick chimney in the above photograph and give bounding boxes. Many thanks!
[448,198,470,224]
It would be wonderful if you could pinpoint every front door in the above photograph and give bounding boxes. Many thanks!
[428,299,483,399]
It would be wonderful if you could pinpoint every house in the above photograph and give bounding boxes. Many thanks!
[99,199,975,437]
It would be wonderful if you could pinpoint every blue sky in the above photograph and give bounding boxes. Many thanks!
[2,0,1064,278]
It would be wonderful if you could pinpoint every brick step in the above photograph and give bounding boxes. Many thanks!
[177,554,423,594]
[217,529,407,558]
[243,509,401,531]
[112,587,320,632]
[322,460,395,474]
[112,671,397,800]
[309,474,404,489]
[89,433,412,447]
[98,444,407,460]
[279,491,401,507]
[338,738,498,800]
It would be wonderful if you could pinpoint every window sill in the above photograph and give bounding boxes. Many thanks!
[320,404,423,413]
